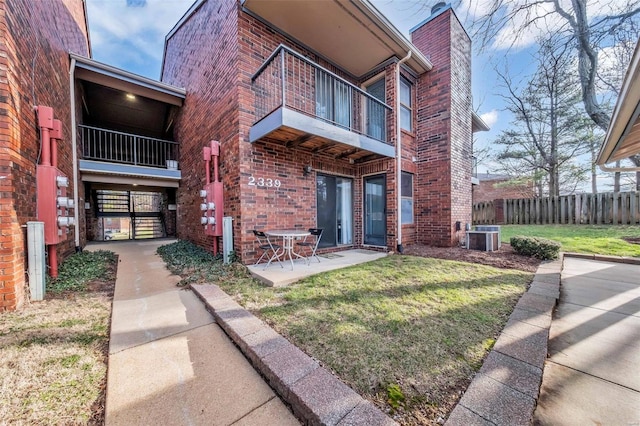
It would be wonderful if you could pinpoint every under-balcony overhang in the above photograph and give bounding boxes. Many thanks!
[71,53,185,141]
[80,160,181,188]
[250,107,395,162]
[240,0,432,78]
[72,53,185,105]
[597,42,640,165]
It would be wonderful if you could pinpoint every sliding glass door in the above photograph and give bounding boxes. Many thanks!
[316,174,353,248]
[364,175,386,246]
[316,69,351,129]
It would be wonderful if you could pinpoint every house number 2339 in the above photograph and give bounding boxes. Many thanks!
[248,176,281,188]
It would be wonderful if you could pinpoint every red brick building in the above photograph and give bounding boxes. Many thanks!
[0,0,90,311]
[162,0,487,262]
[1,0,487,311]
[473,174,536,204]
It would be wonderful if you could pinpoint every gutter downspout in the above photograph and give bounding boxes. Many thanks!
[396,51,411,254]
[598,164,640,172]
[69,57,80,248]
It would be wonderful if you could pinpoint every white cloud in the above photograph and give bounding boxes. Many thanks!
[457,0,638,51]
[480,109,499,128]
[86,0,193,76]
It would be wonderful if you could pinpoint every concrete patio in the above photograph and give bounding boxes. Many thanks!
[247,249,388,287]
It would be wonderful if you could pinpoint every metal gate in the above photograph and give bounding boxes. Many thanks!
[95,190,165,240]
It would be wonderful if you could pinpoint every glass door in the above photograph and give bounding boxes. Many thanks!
[316,174,353,248]
[364,175,386,246]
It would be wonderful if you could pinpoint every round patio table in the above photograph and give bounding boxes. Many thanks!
[265,229,310,270]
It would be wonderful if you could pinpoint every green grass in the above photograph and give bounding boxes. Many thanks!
[501,225,640,257]
[157,241,532,423]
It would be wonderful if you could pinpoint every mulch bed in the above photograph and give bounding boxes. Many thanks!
[403,243,541,273]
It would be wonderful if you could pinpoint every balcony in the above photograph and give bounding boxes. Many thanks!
[78,125,181,184]
[250,45,395,162]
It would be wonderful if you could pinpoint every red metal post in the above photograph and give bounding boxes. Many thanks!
[51,119,62,168]
[48,244,58,278]
[37,106,54,166]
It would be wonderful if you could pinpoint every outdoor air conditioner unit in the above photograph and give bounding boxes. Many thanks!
[466,230,500,252]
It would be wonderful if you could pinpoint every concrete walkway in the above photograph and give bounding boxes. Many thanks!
[533,257,640,425]
[100,240,299,426]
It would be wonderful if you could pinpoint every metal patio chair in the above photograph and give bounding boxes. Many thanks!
[295,228,323,265]
[253,230,283,270]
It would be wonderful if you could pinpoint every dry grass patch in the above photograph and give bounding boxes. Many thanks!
[0,251,116,425]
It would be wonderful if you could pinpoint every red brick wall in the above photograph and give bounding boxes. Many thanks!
[411,9,473,247]
[162,0,240,254]
[0,0,90,311]
[473,179,536,203]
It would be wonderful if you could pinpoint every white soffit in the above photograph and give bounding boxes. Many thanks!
[241,0,432,77]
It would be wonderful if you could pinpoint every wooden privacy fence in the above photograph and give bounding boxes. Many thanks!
[473,192,640,225]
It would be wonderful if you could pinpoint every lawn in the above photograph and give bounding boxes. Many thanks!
[158,241,533,424]
[0,250,117,425]
[501,224,640,257]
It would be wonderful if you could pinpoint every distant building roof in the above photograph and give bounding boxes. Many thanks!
[475,173,511,182]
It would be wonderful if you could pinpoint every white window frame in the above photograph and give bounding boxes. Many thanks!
[401,171,413,225]
[399,77,412,132]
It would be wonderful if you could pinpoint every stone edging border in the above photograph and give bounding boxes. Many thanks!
[445,256,563,425]
[562,251,640,265]
[190,284,397,426]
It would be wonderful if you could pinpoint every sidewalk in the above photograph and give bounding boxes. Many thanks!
[100,240,299,425]
[533,257,640,425]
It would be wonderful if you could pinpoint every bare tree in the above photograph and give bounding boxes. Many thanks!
[459,0,640,166]
[492,38,591,196]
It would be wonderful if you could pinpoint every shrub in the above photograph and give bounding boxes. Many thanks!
[510,235,561,260]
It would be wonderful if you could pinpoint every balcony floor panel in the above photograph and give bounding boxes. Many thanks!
[80,160,181,188]
[249,107,395,162]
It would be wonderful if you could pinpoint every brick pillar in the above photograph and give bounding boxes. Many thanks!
[411,6,473,246]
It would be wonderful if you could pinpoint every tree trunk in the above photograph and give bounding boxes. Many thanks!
[614,160,621,192]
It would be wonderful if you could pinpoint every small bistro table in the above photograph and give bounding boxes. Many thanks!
[265,229,310,270]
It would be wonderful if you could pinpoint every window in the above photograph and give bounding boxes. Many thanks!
[401,172,413,224]
[400,77,412,132]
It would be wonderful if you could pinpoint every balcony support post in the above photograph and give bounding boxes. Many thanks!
[280,49,286,108]
[133,135,138,166]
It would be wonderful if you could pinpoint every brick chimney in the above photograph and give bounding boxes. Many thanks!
[411,5,473,246]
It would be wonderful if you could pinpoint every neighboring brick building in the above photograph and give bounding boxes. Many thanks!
[0,0,90,311]
[2,0,487,311]
[473,174,536,204]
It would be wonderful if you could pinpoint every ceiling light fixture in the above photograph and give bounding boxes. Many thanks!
[125,93,136,100]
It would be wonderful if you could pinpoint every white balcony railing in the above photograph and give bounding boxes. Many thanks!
[252,45,392,144]
[79,125,179,169]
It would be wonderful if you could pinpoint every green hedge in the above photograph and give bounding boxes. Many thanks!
[510,235,561,260]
